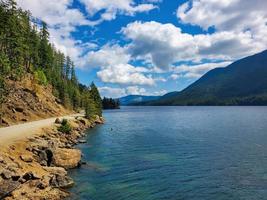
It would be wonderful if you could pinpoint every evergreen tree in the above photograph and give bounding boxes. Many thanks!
[0,1,103,120]
[89,82,102,116]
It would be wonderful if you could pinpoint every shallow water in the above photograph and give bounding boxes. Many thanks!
[69,106,267,200]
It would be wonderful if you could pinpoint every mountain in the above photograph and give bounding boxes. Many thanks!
[147,50,267,105]
[119,95,161,105]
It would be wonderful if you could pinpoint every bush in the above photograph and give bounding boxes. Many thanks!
[58,119,72,134]
[34,69,48,85]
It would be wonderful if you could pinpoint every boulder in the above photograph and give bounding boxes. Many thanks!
[52,148,81,169]
[43,167,74,188]
[20,155,33,163]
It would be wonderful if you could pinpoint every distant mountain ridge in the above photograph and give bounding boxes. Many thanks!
[119,95,160,105]
[141,50,267,105]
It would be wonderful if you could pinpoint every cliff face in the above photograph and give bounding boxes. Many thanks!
[0,115,104,200]
[1,74,72,127]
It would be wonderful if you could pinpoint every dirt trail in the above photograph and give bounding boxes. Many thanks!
[0,114,82,146]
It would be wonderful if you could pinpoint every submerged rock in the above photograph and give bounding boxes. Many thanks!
[77,139,86,143]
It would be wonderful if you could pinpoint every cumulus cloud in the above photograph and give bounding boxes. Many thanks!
[16,0,159,69]
[83,44,130,69]
[121,21,267,71]
[177,0,267,56]
[98,87,126,98]
[177,0,267,33]
[97,64,155,85]
[172,61,232,79]
[81,0,158,22]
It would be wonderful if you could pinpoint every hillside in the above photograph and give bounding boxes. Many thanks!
[1,74,72,126]
[148,50,267,105]
[119,95,160,105]
[0,1,102,127]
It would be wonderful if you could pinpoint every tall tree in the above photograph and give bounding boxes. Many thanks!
[90,82,102,116]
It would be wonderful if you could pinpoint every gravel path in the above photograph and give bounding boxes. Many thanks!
[0,114,82,145]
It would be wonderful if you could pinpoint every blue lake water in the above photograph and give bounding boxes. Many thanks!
[68,106,267,200]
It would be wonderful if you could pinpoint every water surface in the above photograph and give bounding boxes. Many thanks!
[69,106,267,200]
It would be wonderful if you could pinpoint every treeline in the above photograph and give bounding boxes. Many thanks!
[0,0,102,118]
[102,97,120,109]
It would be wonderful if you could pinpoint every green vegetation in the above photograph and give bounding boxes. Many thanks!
[143,50,267,106]
[0,0,102,118]
[102,97,120,109]
[58,119,72,134]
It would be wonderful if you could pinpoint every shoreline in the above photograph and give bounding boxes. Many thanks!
[0,115,104,200]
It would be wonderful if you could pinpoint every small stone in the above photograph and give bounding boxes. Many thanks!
[1,170,13,179]
[55,118,61,124]
[15,107,24,112]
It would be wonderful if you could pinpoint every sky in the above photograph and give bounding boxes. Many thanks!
[17,0,267,98]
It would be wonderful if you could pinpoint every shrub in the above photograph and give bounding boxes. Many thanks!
[58,118,72,134]
[34,69,48,85]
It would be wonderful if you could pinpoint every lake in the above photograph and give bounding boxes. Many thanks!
[68,106,267,200]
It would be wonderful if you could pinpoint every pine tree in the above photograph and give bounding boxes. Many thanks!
[90,82,102,116]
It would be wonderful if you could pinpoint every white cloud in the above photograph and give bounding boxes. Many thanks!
[97,63,155,86]
[121,21,267,70]
[16,0,158,70]
[16,0,96,69]
[98,87,126,98]
[81,0,157,23]
[177,0,267,55]
[126,86,146,95]
[83,44,130,69]
[177,0,267,33]
[99,86,166,98]
[170,74,180,80]
[172,61,232,79]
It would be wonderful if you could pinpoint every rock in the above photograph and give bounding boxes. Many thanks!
[14,107,24,112]
[55,118,61,124]
[43,166,67,176]
[95,115,104,124]
[20,155,33,163]
[43,167,74,188]
[0,156,5,163]
[1,118,9,126]
[22,172,40,181]
[1,169,13,179]
[52,148,81,169]
[79,118,87,125]
[77,139,86,143]
[50,174,74,189]
[0,179,20,199]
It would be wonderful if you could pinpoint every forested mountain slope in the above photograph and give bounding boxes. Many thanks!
[0,1,102,126]
[149,50,267,105]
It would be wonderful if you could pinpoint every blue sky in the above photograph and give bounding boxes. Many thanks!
[17,0,267,97]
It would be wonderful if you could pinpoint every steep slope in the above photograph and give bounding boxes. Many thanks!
[119,95,160,105]
[151,50,267,105]
[1,74,72,126]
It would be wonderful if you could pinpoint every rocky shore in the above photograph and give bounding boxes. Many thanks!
[0,115,104,200]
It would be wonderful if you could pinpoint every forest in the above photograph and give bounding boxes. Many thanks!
[102,97,120,110]
[0,0,102,119]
